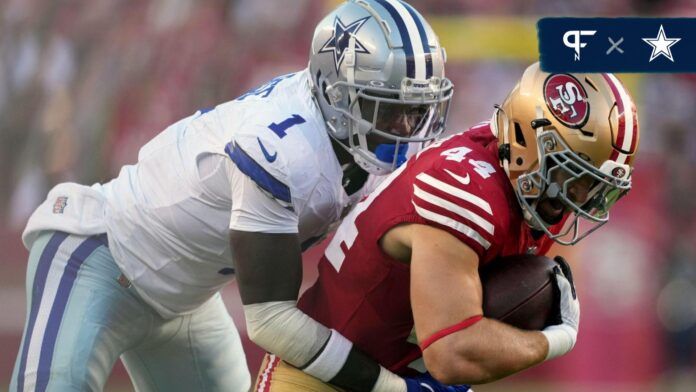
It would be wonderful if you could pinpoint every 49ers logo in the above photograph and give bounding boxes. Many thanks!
[543,74,589,129]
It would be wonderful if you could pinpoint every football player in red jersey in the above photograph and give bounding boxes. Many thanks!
[253,62,639,390]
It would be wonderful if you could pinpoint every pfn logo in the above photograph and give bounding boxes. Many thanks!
[563,30,596,61]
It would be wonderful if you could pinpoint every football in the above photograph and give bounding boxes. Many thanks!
[479,254,559,330]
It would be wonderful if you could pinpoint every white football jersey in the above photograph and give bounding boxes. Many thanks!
[100,70,378,317]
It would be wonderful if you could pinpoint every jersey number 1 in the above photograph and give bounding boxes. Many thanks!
[268,114,306,138]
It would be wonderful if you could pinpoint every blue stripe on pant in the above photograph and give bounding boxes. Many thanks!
[15,232,69,392]
[14,232,108,391]
[10,231,250,392]
[35,235,105,391]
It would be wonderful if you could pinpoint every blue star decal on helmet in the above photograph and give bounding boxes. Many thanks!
[319,16,371,74]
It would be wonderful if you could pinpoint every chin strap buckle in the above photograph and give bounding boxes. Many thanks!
[498,143,511,162]
[530,118,552,130]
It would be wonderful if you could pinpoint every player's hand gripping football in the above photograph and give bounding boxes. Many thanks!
[541,256,580,360]
[404,372,472,392]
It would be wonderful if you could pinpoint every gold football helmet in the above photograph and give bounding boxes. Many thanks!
[493,63,639,245]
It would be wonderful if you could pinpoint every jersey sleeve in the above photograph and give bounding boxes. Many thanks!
[222,93,326,233]
[225,123,300,233]
[225,124,294,203]
[228,160,299,233]
[410,162,503,261]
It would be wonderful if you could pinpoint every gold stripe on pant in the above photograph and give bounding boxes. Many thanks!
[254,353,343,392]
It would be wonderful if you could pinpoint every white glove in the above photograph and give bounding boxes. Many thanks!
[541,256,580,360]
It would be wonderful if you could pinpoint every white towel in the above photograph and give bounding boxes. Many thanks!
[22,182,107,249]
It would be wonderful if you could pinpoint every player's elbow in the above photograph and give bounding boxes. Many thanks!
[243,302,287,349]
[245,320,263,344]
[423,346,496,385]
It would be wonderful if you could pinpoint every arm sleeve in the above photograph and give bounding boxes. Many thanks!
[245,301,402,391]
[229,162,299,233]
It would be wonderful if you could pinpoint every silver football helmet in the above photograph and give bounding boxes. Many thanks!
[309,0,453,174]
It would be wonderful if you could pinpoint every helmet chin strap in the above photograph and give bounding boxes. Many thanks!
[328,35,364,169]
[524,105,557,231]
[534,105,545,161]
[524,206,544,230]
[344,35,370,152]
[492,106,511,177]
[492,104,546,230]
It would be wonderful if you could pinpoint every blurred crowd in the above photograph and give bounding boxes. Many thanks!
[3,0,696,225]
[1,0,695,389]
[0,0,328,227]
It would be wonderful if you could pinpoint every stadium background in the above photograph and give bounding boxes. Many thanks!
[0,0,695,391]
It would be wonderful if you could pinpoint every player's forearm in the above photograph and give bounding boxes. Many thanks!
[244,301,405,391]
[232,231,405,391]
[422,318,547,385]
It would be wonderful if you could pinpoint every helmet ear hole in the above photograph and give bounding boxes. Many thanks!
[514,122,527,147]
[516,157,524,166]
[321,81,330,103]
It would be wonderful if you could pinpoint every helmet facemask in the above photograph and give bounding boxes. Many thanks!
[325,75,452,173]
[515,129,632,245]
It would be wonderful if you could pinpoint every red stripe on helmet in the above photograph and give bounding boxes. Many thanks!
[602,74,625,159]
[628,104,638,154]
[610,149,620,161]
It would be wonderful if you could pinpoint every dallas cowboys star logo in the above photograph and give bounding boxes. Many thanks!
[319,16,371,74]
[642,24,681,62]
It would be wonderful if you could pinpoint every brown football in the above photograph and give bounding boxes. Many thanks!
[479,254,559,330]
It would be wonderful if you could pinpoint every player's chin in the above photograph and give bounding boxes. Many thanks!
[536,198,566,225]
[365,132,398,148]
[365,126,415,147]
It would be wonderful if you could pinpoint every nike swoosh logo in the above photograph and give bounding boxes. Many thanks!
[444,169,470,185]
[257,137,277,163]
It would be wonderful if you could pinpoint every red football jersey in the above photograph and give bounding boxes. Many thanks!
[298,123,556,374]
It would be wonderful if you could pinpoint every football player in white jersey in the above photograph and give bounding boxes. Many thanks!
[10,1,454,391]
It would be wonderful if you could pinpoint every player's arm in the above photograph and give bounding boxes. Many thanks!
[408,223,546,384]
[232,230,474,392]
[227,159,407,392]
[395,223,574,384]
[232,230,414,392]
[399,157,579,384]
